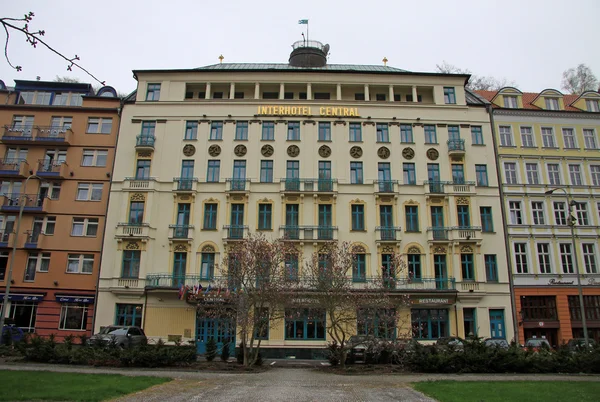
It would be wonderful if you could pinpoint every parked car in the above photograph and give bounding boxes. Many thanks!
[566,338,596,352]
[483,338,509,349]
[435,337,465,351]
[523,338,551,352]
[347,335,379,362]
[90,326,147,348]
[1,325,24,344]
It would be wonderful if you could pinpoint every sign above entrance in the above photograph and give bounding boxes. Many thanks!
[411,298,452,305]
[256,106,360,117]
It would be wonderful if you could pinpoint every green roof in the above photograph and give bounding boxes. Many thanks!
[196,63,410,73]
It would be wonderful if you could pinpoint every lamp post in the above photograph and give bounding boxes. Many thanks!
[545,187,589,348]
[0,175,42,341]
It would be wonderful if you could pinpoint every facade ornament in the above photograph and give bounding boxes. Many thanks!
[433,246,447,254]
[234,144,247,157]
[461,245,474,253]
[318,145,332,158]
[352,245,366,254]
[174,244,188,252]
[407,246,421,254]
[456,197,470,205]
[402,147,415,160]
[381,245,395,253]
[426,148,439,160]
[130,193,145,202]
[137,151,152,158]
[202,245,216,252]
[208,144,221,157]
[125,241,140,250]
[261,144,274,157]
[377,146,390,159]
[183,144,196,157]
[287,145,300,157]
[350,146,363,158]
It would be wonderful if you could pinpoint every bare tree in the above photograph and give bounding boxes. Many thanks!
[54,75,81,83]
[436,61,517,91]
[561,64,599,94]
[1,12,105,85]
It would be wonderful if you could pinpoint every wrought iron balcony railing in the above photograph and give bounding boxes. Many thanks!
[174,177,198,191]
[374,180,397,193]
[136,135,155,148]
[447,139,466,152]
[376,226,401,241]
[169,224,193,239]
[226,178,249,191]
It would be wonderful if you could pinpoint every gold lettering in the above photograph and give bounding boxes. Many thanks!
[303,107,309,115]
[285,106,291,115]
[355,108,359,116]
[343,108,349,116]
[291,107,297,115]
[349,108,356,117]
[268,106,273,114]
[275,106,280,114]
[319,107,325,116]
[257,106,261,114]
[308,107,312,115]
[259,106,266,115]
[326,107,331,116]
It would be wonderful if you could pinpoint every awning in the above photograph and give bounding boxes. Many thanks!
[55,295,95,304]
[0,294,44,302]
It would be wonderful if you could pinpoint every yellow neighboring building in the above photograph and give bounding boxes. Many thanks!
[95,41,514,357]
[478,88,600,347]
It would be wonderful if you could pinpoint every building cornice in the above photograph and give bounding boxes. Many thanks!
[494,108,600,120]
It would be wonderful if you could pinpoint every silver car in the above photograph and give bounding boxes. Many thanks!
[90,326,147,348]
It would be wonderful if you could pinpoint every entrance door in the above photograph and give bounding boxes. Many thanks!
[524,328,558,349]
[196,316,236,355]
[489,309,506,339]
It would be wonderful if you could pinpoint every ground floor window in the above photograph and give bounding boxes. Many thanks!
[357,308,396,339]
[59,303,89,330]
[411,309,448,340]
[285,308,326,340]
[115,304,143,327]
[10,302,38,332]
[463,308,477,338]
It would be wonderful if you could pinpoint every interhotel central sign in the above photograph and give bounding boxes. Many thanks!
[257,105,360,117]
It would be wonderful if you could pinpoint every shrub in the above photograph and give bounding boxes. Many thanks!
[205,338,217,362]
[220,338,231,362]
[326,341,340,366]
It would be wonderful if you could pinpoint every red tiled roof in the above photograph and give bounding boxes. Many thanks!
[474,90,582,112]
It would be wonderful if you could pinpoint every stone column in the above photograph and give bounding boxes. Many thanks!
[389,85,394,102]
[364,84,370,101]
[229,83,235,99]
[412,85,418,102]
[307,83,312,100]
[254,83,260,99]
[337,84,342,100]
[279,83,285,99]
[205,83,211,99]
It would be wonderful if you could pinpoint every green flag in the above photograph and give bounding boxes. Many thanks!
[298,19,308,24]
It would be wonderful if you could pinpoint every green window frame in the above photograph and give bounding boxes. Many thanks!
[350,162,363,184]
[408,253,421,279]
[258,204,272,230]
[424,125,437,144]
[471,126,484,145]
[463,308,477,338]
[485,254,498,282]
[443,87,456,104]
[405,205,419,232]
[353,253,366,282]
[200,252,214,280]
[115,304,143,326]
[411,309,449,339]
[121,250,140,279]
[129,201,144,224]
[184,121,197,140]
[260,160,273,183]
[287,122,300,140]
[400,124,413,143]
[207,160,220,182]
[452,164,465,184]
[235,121,249,140]
[403,163,416,185]
[210,121,223,140]
[349,123,362,142]
[203,203,218,230]
[351,204,365,231]
[376,123,389,143]
[145,84,161,101]
[262,121,275,140]
[457,205,470,227]
[318,122,331,141]
[357,308,396,339]
[475,165,488,186]
[480,206,493,232]
[461,253,474,281]
[284,308,326,340]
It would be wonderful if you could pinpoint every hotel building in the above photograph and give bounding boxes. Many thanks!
[0,79,119,339]
[95,41,514,356]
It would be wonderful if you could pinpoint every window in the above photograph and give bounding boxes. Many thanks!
[485,255,498,281]
[86,118,112,134]
[200,252,215,279]
[81,149,108,167]
[448,125,460,140]
[586,99,600,112]
[184,121,198,140]
[480,207,493,232]
[475,165,488,186]
[135,159,151,179]
[412,309,449,339]
[424,125,437,143]
[260,160,273,183]
[405,205,419,232]
[457,205,470,227]
[542,128,557,148]
[71,218,99,237]
[525,163,539,185]
[349,123,362,142]
[207,160,220,182]
[67,254,94,274]
[583,244,597,274]
[350,162,363,184]
[569,164,583,185]
[443,87,456,104]
[499,126,514,146]
[210,121,223,140]
[591,165,600,186]
[262,91,278,99]
[121,250,140,278]
[400,124,413,143]
[375,93,386,101]
[520,127,535,147]
[537,243,552,274]
[514,243,528,273]
[408,253,421,279]
[351,204,365,231]
[575,203,589,226]
[452,164,465,184]
[545,98,559,110]
[357,308,396,339]
[128,201,144,224]
[17,92,35,104]
[559,243,574,273]
[262,121,275,140]
[318,122,331,141]
[504,96,518,108]
[203,203,218,229]
[562,128,577,149]
[353,253,366,282]
[547,164,561,185]
[285,253,299,280]
[285,308,326,340]
[258,204,272,230]
[376,123,389,142]
[569,296,600,322]
[504,162,517,184]
[115,304,143,327]
[0,252,8,281]
[146,83,161,101]
[403,163,416,185]
[553,201,567,225]
[354,93,365,100]
[32,216,55,236]
[583,129,598,149]
[471,126,483,145]
[9,301,37,332]
[464,308,477,338]
[521,296,557,320]
[287,122,300,140]
[235,121,248,140]
[254,307,269,340]
[76,183,103,201]
[24,252,51,281]
[59,303,89,330]
[531,201,545,225]
[509,201,522,225]
[34,92,52,105]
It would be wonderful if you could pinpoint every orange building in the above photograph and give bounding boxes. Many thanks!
[0,79,119,339]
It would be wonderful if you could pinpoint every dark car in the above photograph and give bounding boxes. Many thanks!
[484,338,509,349]
[90,326,147,348]
[436,337,465,351]
[566,338,596,352]
[347,335,379,362]
[523,338,551,352]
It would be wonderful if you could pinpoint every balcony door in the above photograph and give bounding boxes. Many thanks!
[230,204,244,238]
[285,204,299,239]
[318,204,332,239]
[173,252,187,288]
[434,255,448,289]
[176,203,190,237]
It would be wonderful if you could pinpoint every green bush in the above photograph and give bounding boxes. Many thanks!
[205,338,217,362]
[220,338,231,362]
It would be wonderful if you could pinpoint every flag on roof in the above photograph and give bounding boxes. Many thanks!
[298,19,308,24]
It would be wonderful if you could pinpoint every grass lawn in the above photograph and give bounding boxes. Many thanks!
[0,370,171,401]
[412,381,600,402]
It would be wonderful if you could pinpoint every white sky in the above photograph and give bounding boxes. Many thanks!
[2,0,599,94]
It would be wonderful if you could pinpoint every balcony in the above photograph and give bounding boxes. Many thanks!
[115,223,151,239]
[169,224,194,240]
[316,179,335,192]
[135,135,155,150]
[279,225,338,241]
[447,181,475,194]
[0,159,29,178]
[447,139,466,158]
[427,227,450,242]
[0,231,13,248]
[2,125,34,144]
[375,226,402,242]
[24,231,44,249]
[146,274,215,289]
[282,178,301,192]
[460,281,485,292]
[324,277,456,291]
[0,194,47,213]
[279,178,338,193]
[35,126,72,145]
[36,160,68,179]
[226,178,250,192]
[223,225,248,240]
[424,181,445,195]
[123,177,157,191]
[374,180,398,194]
[173,177,198,193]
[451,226,482,241]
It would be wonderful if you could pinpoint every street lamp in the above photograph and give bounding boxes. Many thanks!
[545,187,589,348]
[0,175,42,341]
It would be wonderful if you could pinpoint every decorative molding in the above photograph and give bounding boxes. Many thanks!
[436,123,447,128]
[350,146,363,158]
[381,245,395,253]
[352,245,366,254]
[426,148,439,161]
[202,245,215,252]
[402,147,415,160]
[460,124,471,128]
[377,146,390,159]
[461,245,474,253]
[389,121,401,126]
[302,120,316,125]
[131,119,142,124]
[234,144,247,157]
[208,144,221,157]
[261,144,274,157]
[406,199,417,205]
[233,196,244,201]
[174,244,188,252]
[319,196,331,202]
[130,193,146,202]
[407,246,421,254]
[456,197,470,205]
[362,121,376,126]
[433,246,447,254]
[137,151,152,158]
[179,195,191,201]
[333,121,347,126]
[125,241,140,250]
[318,145,332,158]
[430,198,443,204]
[156,119,167,124]
[287,145,300,157]
[183,144,196,157]
[380,197,392,203]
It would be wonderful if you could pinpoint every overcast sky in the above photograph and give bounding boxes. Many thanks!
[2,0,599,94]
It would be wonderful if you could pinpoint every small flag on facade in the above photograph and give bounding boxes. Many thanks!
[298,19,308,24]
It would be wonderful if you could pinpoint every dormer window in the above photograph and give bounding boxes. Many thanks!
[504,96,518,108]
[545,98,559,110]
[586,99,600,112]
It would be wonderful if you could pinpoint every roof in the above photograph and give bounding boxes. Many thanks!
[196,63,410,73]
[465,90,489,106]
[13,80,94,95]
[475,90,582,111]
